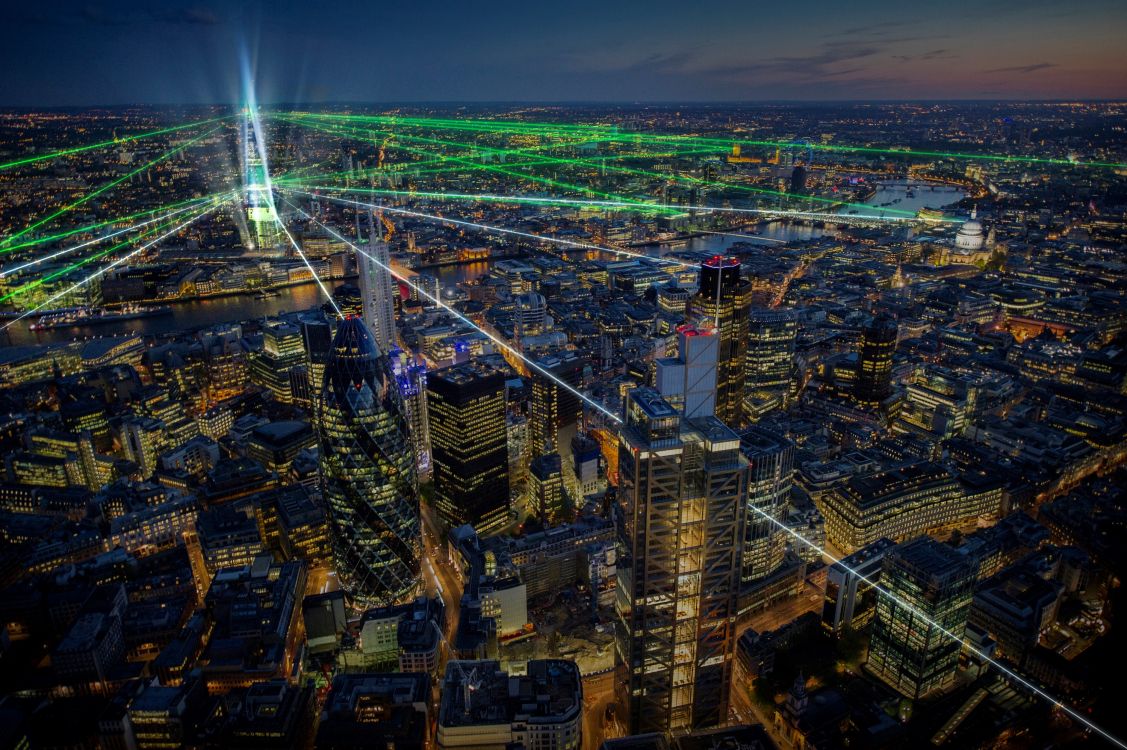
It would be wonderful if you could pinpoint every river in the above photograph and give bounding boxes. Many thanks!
[5,181,964,347]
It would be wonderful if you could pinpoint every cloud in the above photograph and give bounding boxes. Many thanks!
[892,49,956,63]
[984,62,1057,74]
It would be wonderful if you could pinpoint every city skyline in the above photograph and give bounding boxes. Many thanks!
[0,7,1125,749]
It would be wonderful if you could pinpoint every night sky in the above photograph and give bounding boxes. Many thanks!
[1,0,1124,106]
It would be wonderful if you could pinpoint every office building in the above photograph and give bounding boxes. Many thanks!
[745,307,797,399]
[437,659,582,750]
[530,352,585,455]
[318,317,420,608]
[821,537,898,635]
[854,315,898,407]
[390,350,431,474]
[688,257,751,425]
[655,324,718,418]
[739,426,795,584]
[616,389,745,734]
[866,537,974,700]
[528,451,565,524]
[358,221,397,354]
[428,362,510,534]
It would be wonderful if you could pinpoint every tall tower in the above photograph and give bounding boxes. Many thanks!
[358,212,397,354]
[855,314,898,407]
[529,352,584,456]
[745,307,798,398]
[655,324,718,419]
[739,426,795,586]
[427,362,510,535]
[242,108,281,253]
[389,349,431,476]
[866,536,974,700]
[688,257,751,426]
[318,317,420,608]
[615,389,745,734]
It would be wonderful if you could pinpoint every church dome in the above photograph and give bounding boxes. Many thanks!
[954,218,985,252]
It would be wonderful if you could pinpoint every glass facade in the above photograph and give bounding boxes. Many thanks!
[318,317,420,608]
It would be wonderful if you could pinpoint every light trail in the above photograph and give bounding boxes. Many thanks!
[1,125,223,249]
[288,111,1127,171]
[2,202,220,331]
[281,188,696,270]
[745,501,1126,749]
[0,114,231,172]
[281,200,1123,747]
[0,198,222,279]
[273,210,342,318]
[280,196,621,422]
[286,184,925,224]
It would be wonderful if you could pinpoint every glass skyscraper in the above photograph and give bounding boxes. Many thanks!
[855,314,898,406]
[866,536,974,700]
[318,316,420,609]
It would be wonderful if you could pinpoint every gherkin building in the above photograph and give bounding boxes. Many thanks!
[318,316,420,608]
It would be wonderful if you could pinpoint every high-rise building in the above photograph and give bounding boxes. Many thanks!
[789,165,807,195]
[529,352,585,455]
[358,216,397,354]
[688,257,751,426]
[528,451,565,524]
[655,324,718,419]
[739,426,795,585]
[390,350,431,475]
[242,108,281,253]
[318,317,419,608]
[866,536,974,700]
[745,307,797,397]
[251,320,306,404]
[300,312,333,409]
[616,389,745,734]
[428,363,510,535]
[854,314,898,406]
[514,292,548,345]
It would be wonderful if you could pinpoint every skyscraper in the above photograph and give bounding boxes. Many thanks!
[528,451,565,524]
[745,307,798,398]
[300,312,333,416]
[655,324,718,419]
[529,352,585,455]
[390,350,431,476]
[855,314,898,406]
[688,257,751,426]
[739,425,795,585]
[318,317,419,608]
[358,215,397,354]
[427,362,510,535]
[866,536,974,700]
[616,389,745,734]
[242,108,281,253]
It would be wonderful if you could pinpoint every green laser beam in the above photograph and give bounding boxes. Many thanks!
[1,125,223,249]
[287,110,1127,170]
[278,115,677,212]
[1,212,188,306]
[282,114,921,219]
[0,115,232,172]
[0,192,227,256]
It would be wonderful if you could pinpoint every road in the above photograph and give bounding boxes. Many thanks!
[420,502,463,644]
[742,578,825,634]
[306,562,338,598]
[582,670,618,750]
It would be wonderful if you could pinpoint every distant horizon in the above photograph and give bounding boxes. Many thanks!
[3,98,1125,112]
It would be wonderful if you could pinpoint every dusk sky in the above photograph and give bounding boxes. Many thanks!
[1,0,1125,106]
